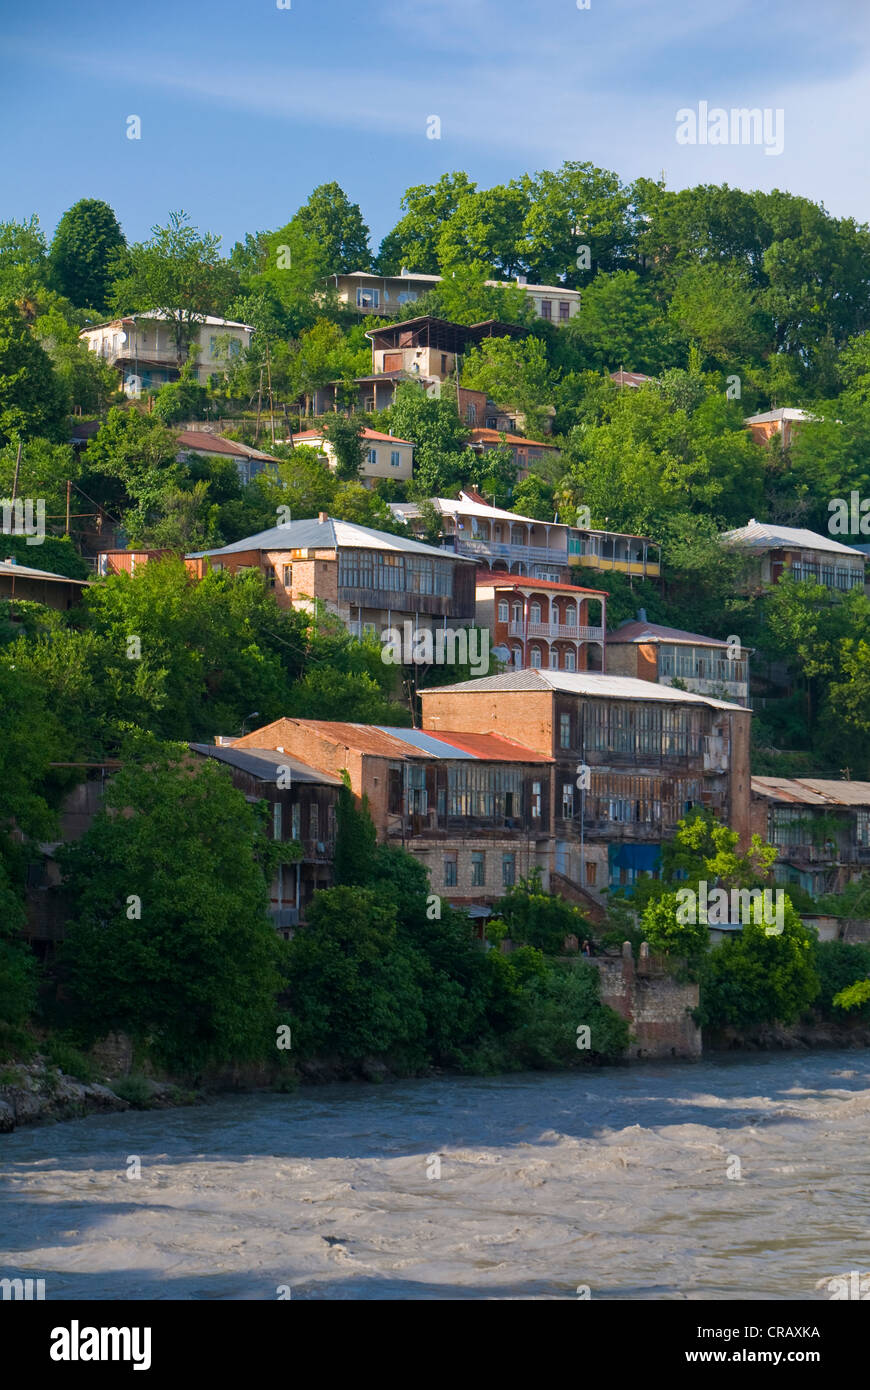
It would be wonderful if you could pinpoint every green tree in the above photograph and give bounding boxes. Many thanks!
[0,300,68,444]
[333,776,378,886]
[0,218,50,301]
[436,184,530,278]
[460,334,555,436]
[321,414,365,481]
[49,199,126,311]
[697,902,819,1030]
[290,182,372,273]
[376,172,477,274]
[521,161,634,283]
[109,211,238,365]
[59,739,288,1071]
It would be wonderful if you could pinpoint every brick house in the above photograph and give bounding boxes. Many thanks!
[607,616,750,707]
[421,670,752,904]
[186,514,477,639]
[475,572,606,673]
[231,718,554,918]
[189,743,342,934]
[750,777,870,898]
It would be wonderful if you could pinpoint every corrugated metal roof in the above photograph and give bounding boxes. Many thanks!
[275,721,548,762]
[0,560,90,585]
[187,516,476,561]
[743,408,816,424]
[423,668,745,710]
[176,432,279,462]
[721,520,864,558]
[752,776,870,806]
[189,743,343,786]
[609,620,732,648]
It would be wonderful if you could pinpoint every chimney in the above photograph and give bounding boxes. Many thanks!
[516,274,528,287]
[318,512,329,524]
[638,608,647,622]
[5,556,15,565]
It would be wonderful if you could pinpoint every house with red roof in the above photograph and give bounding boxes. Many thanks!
[290,427,414,488]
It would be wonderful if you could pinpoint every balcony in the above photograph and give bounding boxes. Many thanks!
[454,538,570,567]
[509,622,605,641]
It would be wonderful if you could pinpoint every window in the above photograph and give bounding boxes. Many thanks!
[531,782,542,818]
[498,601,509,623]
[471,852,485,886]
[559,301,570,322]
[444,853,458,887]
[565,650,576,672]
[512,647,523,667]
[273,803,282,840]
[397,290,418,304]
[562,783,574,818]
[560,712,571,748]
[357,288,380,308]
[309,803,319,840]
[291,804,301,841]
[390,450,401,468]
[540,300,553,319]
[530,602,542,623]
[531,647,542,668]
[466,401,477,423]
[502,853,516,888]
[228,338,241,358]
[263,564,276,589]
[440,354,448,374]
[209,336,218,356]
[585,861,597,886]
[282,565,292,587]
[368,448,378,465]
[549,647,559,670]
[512,603,522,624]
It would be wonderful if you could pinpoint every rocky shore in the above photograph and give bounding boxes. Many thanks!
[0,1058,195,1132]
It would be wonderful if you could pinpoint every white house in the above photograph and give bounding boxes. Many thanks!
[79,311,254,393]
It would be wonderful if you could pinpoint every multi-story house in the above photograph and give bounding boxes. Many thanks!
[324,271,581,324]
[751,777,870,898]
[607,615,750,707]
[292,428,414,488]
[391,491,574,581]
[571,525,662,579]
[189,743,341,934]
[475,572,606,673]
[79,311,254,392]
[365,315,527,389]
[721,520,865,593]
[421,670,751,904]
[186,514,476,639]
[230,717,554,918]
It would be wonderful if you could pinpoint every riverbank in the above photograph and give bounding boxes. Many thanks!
[0,1058,199,1133]
[4,1016,870,1132]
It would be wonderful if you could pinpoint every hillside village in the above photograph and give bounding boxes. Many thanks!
[4,171,870,1080]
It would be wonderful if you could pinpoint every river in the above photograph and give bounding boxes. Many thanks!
[1,1050,868,1300]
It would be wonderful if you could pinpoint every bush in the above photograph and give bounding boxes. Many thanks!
[697,901,820,1029]
[813,940,870,1020]
[110,1073,153,1108]
[43,1037,98,1083]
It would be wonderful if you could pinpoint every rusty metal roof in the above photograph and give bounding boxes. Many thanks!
[751,777,870,806]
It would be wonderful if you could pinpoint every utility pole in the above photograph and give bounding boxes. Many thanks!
[266,343,275,447]
[65,479,71,535]
[255,367,263,443]
[10,440,22,502]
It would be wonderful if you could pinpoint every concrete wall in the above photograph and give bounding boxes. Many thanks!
[593,944,701,1059]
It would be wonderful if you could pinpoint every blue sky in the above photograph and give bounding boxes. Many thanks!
[2,0,870,254]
